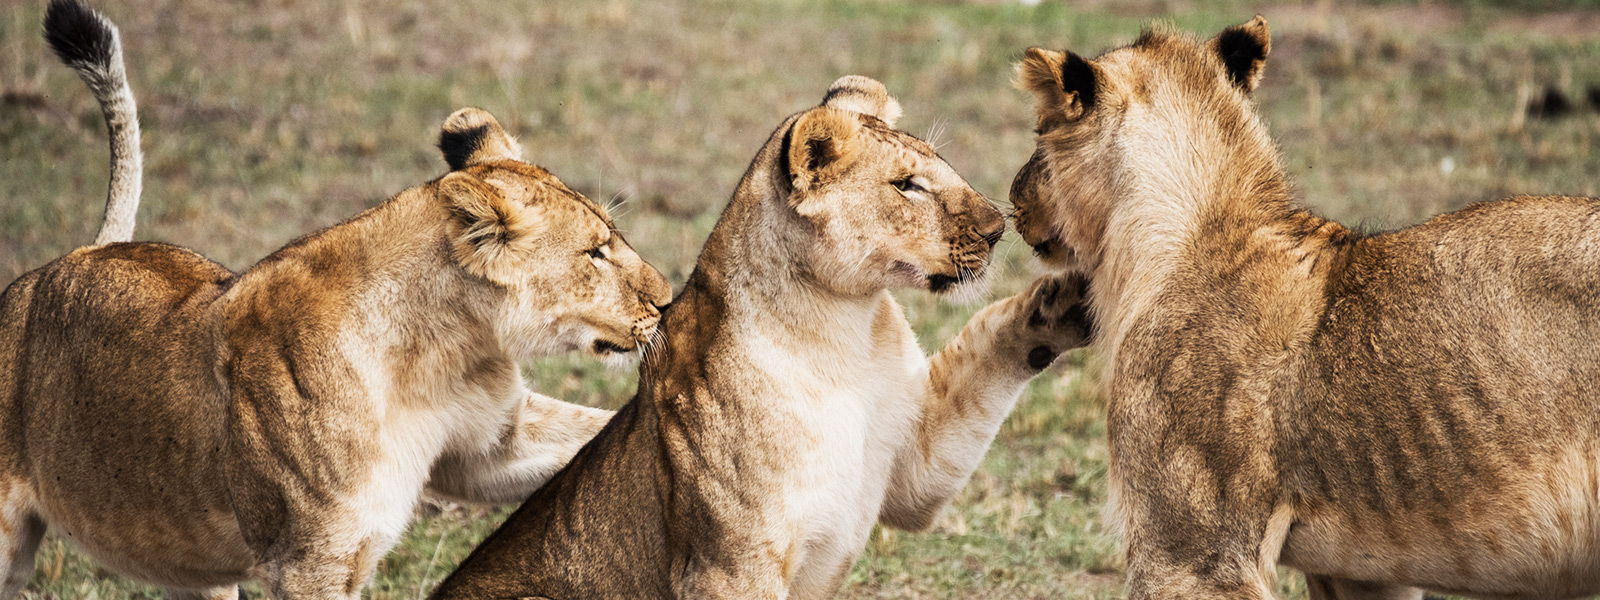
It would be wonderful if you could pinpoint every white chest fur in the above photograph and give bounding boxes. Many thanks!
[733,305,928,597]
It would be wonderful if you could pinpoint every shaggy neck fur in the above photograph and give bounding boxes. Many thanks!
[1089,85,1345,365]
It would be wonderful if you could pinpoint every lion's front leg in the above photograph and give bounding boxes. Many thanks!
[1112,437,1287,600]
[259,537,381,600]
[1119,499,1285,600]
[878,273,1092,530]
[425,391,614,505]
[671,556,790,600]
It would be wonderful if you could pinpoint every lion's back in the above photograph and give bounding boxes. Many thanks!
[1301,194,1600,462]
[13,242,235,420]
[1278,195,1600,593]
[1,242,253,584]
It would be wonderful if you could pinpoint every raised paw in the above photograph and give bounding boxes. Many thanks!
[1018,273,1094,370]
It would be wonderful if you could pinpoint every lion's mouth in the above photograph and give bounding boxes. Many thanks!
[1030,237,1071,265]
[927,273,958,293]
[926,265,984,295]
[592,339,635,355]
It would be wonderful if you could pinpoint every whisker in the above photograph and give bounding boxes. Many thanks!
[607,190,631,212]
[925,117,951,150]
[847,248,872,275]
[643,327,667,366]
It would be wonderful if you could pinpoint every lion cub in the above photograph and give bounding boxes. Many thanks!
[0,2,668,599]
[1015,16,1600,600]
[427,76,1092,600]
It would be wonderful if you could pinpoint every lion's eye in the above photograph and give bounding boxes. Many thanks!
[891,176,924,194]
[586,247,607,260]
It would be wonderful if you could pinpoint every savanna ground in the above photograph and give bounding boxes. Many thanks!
[3,0,1598,597]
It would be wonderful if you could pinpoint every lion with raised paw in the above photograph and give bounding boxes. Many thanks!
[427,76,1093,600]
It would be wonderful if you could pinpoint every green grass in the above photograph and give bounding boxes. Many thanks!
[3,0,1598,598]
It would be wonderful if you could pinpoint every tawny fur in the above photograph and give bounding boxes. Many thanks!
[1013,16,1600,600]
[0,5,671,598]
[428,76,1093,600]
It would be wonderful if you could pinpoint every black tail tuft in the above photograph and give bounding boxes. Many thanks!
[43,0,116,70]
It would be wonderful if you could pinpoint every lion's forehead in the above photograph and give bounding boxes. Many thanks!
[859,121,938,158]
[477,164,617,232]
[1100,33,1221,87]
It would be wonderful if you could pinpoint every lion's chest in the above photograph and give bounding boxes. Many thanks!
[739,329,926,597]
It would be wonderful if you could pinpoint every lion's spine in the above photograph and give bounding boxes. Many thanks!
[44,0,142,245]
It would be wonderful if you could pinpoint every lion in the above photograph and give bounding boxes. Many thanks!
[0,2,670,599]
[424,75,1094,600]
[1012,15,1600,600]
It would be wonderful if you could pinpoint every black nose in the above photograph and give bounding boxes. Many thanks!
[981,227,1003,248]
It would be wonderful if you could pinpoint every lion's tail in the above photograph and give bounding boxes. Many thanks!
[44,0,142,245]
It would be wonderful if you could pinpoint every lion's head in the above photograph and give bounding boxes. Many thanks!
[778,76,1005,298]
[1011,17,1273,275]
[434,108,671,361]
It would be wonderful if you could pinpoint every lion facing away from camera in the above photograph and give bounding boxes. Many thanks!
[1012,16,1600,600]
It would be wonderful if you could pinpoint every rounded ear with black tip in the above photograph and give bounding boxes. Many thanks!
[1210,15,1271,93]
[821,75,903,127]
[439,107,524,171]
[439,171,539,284]
[786,107,862,196]
[1018,47,1100,121]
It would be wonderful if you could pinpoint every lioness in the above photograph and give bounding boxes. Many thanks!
[426,76,1093,599]
[1013,16,1600,600]
[0,2,668,599]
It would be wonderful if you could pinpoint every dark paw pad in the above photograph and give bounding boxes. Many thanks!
[1027,345,1060,370]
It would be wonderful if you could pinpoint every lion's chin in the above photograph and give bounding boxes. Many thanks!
[598,349,641,371]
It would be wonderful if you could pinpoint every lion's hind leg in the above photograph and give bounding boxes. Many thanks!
[1306,576,1425,600]
[0,484,44,600]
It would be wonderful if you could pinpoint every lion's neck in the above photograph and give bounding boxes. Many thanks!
[234,190,515,411]
[1091,109,1347,365]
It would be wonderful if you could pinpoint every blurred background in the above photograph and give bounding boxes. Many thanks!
[2,0,1597,597]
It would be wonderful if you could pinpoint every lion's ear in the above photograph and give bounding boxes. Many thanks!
[1018,47,1098,121]
[822,75,903,127]
[786,107,861,195]
[1210,15,1270,93]
[439,171,537,284]
[439,107,523,170]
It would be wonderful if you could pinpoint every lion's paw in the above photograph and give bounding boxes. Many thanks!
[1018,273,1094,370]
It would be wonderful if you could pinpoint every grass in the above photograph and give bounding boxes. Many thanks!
[2,0,1598,597]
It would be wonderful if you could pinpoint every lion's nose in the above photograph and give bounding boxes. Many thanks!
[648,299,671,318]
[976,201,1005,249]
[638,264,672,312]
[981,226,1004,249]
